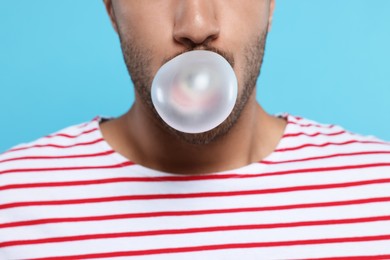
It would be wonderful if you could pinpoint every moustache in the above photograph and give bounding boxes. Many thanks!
[162,45,235,69]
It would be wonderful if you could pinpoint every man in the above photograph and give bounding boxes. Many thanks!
[1,1,390,259]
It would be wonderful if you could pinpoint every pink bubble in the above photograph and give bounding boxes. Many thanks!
[151,50,238,133]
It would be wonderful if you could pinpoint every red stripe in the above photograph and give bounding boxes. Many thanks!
[6,138,105,153]
[0,150,115,164]
[275,140,388,152]
[0,177,136,191]
[3,215,390,248]
[2,178,390,210]
[44,127,99,139]
[0,161,134,176]
[77,117,100,129]
[261,151,390,164]
[306,255,390,260]
[2,196,390,229]
[0,161,390,190]
[288,121,335,128]
[29,234,390,259]
[2,161,389,182]
[283,130,346,138]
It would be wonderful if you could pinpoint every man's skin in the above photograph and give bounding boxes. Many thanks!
[101,0,286,174]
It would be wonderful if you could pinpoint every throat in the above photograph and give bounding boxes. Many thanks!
[100,105,287,175]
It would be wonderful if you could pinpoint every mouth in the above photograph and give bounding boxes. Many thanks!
[151,49,238,134]
[162,46,235,69]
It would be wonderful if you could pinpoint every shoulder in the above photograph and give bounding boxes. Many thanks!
[276,114,390,164]
[0,117,109,176]
[285,115,389,144]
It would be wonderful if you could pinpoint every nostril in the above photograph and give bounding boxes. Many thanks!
[176,37,197,49]
[174,25,220,49]
[175,33,218,49]
[173,2,220,49]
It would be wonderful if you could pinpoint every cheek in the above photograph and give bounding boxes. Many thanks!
[221,1,270,45]
[219,4,269,88]
[115,3,173,47]
[118,20,174,77]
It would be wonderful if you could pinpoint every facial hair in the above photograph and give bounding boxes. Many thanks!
[118,30,268,145]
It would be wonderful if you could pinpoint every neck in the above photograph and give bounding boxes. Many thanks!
[100,97,286,174]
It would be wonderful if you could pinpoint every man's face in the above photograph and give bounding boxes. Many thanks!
[105,0,275,144]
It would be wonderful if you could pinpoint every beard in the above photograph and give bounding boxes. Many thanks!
[118,30,268,145]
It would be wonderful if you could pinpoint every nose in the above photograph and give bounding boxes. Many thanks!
[173,1,220,48]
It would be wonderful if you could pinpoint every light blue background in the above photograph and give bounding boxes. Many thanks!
[0,1,389,152]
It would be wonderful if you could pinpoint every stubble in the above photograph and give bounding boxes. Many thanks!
[118,30,268,145]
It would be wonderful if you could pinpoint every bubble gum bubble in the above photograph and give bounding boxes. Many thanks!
[151,50,238,134]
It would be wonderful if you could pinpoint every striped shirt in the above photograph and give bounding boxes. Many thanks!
[1,115,390,259]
